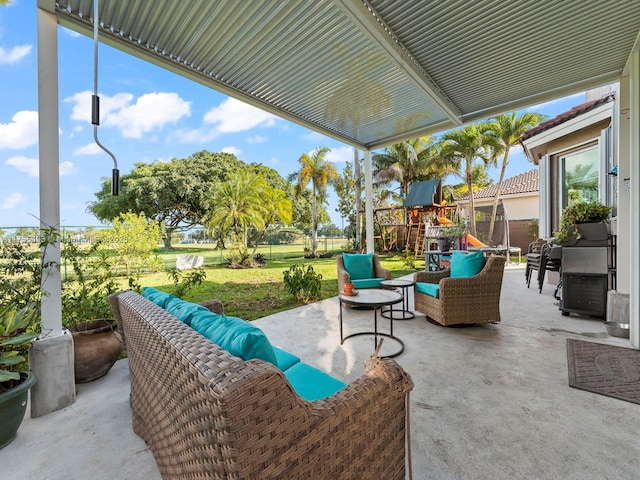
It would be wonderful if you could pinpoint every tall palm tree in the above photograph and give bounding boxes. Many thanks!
[439,123,500,236]
[486,112,545,243]
[250,185,293,255]
[373,136,450,200]
[290,147,339,256]
[203,170,267,248]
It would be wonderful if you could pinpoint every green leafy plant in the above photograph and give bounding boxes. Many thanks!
[283,264,323,303]
[61,241,119,328]
[167,267,207,297]
[402,246,416,269]
[436,223,466,239]
[0,304,38,389]
[554,201,612,243]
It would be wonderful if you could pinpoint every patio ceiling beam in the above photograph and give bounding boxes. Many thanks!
[334,0,463,128]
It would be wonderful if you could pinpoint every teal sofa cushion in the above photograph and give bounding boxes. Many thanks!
[165,299,210,327]
[190,310,278,366]
[273,346,300,371]
[142,287,175,309]
[352,278,386,289]
[416,282,440,298]
[284,362,346,401]
[342,253,373,280]
[450,251,486,278]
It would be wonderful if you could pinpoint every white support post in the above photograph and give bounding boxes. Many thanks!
[363,150,375,253]
[629,49,640,349]
[31,5,76,417]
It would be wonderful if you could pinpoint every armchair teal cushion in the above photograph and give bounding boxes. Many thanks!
[352,278,386,289]
[450,251,485,278]
[284,362,346,401]
[190,310,278,366]
[416,282,440,298]
[342,253,373,280]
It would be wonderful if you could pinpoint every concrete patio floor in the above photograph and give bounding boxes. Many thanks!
[3,265,638,479]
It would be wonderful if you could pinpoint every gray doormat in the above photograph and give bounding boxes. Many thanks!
[567,338,640,405]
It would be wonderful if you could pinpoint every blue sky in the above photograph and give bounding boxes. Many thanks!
[0,1,586,229]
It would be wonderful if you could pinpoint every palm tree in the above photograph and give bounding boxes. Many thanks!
[250,185,293,255]
[373,136,450,200]
[439,123,500,236]
[290,147,339,256]
[485,112,545,243]
[203,170,267,248]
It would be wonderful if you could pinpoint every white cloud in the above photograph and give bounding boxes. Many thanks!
[1,192,24,210]
[204,98,277,133]
[59,161,75,176]
[302,131,326,142]
[6,156,75,177]
[325,146,353,163]
[221,146,242,155]
[65,90,191,139]
[73,143,103,156]
[0,110,39,149]
[0,44,32,64]
[247,135,267,144]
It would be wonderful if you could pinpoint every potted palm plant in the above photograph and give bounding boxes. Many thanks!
[0,304,38,449]
[554,201,612,246]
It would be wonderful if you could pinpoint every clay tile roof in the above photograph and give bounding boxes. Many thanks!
[519,93,615,142]
[457,169,538,201]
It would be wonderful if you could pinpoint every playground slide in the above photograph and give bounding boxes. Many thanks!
[466,234,488,248]
[437,218,488,247]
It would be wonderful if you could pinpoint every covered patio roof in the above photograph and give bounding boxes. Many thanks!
[45,0,640,150]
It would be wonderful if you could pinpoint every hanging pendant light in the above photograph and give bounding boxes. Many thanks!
[91,0,120,196]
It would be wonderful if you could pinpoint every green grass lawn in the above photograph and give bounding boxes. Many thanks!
[142,248,422,320]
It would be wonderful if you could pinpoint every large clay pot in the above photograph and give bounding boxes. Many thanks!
[0,371,36,449]
[70,319,122,384]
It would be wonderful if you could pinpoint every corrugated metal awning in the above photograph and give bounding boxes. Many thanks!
[44,0,640,150]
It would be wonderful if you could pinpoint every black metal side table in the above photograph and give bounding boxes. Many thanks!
[339,289,404,358]
[380,279,415,320]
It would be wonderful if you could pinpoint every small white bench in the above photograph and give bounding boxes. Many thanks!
[175,254,204,270]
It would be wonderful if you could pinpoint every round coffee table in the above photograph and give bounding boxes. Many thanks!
[380,279,415,320]
[339,288,404,358]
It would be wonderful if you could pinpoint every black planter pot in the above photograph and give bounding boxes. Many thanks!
[560,222,609,247]
[0,371,37,449]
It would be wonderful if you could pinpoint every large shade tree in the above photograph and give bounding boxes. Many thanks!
[439,123,500,236]
[88,151,243,248]
[289,147,339,256]
[485,111,544,243]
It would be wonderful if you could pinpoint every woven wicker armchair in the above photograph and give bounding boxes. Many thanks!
[337,253,391,293]
[413,255,506,326]
[109,291,414,479]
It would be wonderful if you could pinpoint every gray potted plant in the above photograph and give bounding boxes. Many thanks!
[554,201,612,246]
[435,223,466,252]
[0,304,38,449]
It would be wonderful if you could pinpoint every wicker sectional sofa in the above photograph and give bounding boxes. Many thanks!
[108,289,414,480]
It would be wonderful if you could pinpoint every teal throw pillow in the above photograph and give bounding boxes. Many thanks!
[142,287,175,308]
[165,298,210,327]
[342,253,373,280]
[450,251,485,278]
[190,310,278,366]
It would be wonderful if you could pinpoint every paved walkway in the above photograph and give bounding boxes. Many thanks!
[3,266,637,480]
